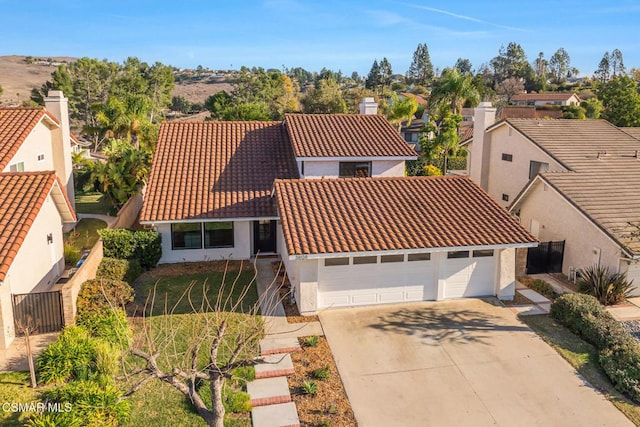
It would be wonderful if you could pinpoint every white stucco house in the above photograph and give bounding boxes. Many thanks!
[465,103,640,294]
[0,94,77,348]
[141,109,537,313]
[510,92,582,106]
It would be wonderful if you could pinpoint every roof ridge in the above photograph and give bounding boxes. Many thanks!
[1,170,56,177]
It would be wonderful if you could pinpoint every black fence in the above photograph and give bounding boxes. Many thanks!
[526,241,565,274]
[12,291,64,335]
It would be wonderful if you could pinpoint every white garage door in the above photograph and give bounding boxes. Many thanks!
[318,254,436,308]
[623,261,640,297]
[443,250,495,299]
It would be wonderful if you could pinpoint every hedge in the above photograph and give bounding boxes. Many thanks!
[77,279,134,315]
[76,307,132,348]
[96,257,142,283]
[550,293,640,402]
[98,228,161,269]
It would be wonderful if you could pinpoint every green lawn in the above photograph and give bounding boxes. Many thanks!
[522,315,640,425]
[64,218,107,253]
[74,192,117,215]
[123,267,261,427]
[0,372,53,426]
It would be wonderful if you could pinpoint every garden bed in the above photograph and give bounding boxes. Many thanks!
[501,291,535,306]
[288,336,356,426]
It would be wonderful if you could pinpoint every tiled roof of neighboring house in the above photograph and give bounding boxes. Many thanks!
[140,121,299,222]
[511,93,579,102]
[399,93,429,106]
[401,118,426,133]
[460,126,474,141]
[284,113,417,158]
[497,119,640,170]
[497,106,563,120]
[514,161,640,256]
[275,176,536,256]
[0,172,75,281]
[0,107,59,170]
[621,127,640,141]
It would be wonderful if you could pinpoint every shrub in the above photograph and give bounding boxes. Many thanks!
[302,336,319,347]
[521,277,559,300]
[39,380,130,426]
[231,366,256,385]
[550,293,632,350]
[96,257,142,283]
[302,380,318,395]
[577,264,635,305]
[423,164,442,176]
[77,279,134,315]
[223,389,252,413]
[600,342,640,402]
[76,308,132,348]
[64,244,81,266]
[312,365,331,380]
[99,229,162,269]
[37,326,117,384]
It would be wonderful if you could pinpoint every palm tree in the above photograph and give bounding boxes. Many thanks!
[386,93,418,132]
[429,68,479,115]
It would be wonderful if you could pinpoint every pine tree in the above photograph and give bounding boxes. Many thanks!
[365,59,381,92]
[407,43,434,86]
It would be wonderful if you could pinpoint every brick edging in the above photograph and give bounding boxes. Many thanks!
[250,395,291,407]
[255,368,295,379]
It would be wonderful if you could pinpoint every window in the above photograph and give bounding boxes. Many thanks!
[204,222,234,248]
[381,254,404,263]
[339,162,372,178]
[447,251,469,259]
[502,194,509,202]
[529,161,549,180]
[325,258,349,266]
[473,249,494,258]
[171,223,202,249]
[37,153,45,162]
[353,256,377,264]
[9,162,24,172]
[408,253,431,261]
[501,153,513,162]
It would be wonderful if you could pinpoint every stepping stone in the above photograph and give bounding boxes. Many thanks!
[517,289,551,304]
[247,377,291,407]
[512,305,548,316]
[255,353,295,379]
[536,302,551,314]
[260,337,301,355]
[251,402,300,427]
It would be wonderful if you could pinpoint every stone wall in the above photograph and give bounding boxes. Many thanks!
[515,247,528,277]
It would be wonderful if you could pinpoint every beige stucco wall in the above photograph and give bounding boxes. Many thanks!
[2,122,56,173]
[486,125,566,207]
[517,180,622,276]
[299,159,406,178]
[0,193,65,348]
[156,220,252,263]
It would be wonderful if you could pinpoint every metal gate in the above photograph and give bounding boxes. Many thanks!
[526,241,565,274]
[12,291,64,335]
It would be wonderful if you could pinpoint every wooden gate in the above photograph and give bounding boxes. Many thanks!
[12,291,64,335]
[526,241,565,274]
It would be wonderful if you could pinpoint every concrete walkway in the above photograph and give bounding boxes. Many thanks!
[507,281,552,316]
[249,259,324,427]
[0,333,58,372]
[77,213,117,228]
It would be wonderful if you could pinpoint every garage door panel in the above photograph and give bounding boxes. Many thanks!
[444,257,495,299]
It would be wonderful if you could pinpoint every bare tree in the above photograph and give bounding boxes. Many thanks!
[495,78,525,103]
[119,260,277,427]
[15,317,38,388]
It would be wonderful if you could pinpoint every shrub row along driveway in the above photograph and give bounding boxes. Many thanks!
[320,299,632,427]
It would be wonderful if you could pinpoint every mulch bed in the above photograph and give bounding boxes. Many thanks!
[272,262,319,323]
[289,337,356,427]
[502,291,535,306]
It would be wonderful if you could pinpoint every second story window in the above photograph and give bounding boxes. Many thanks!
[529,161,549,180]
[37,153,45,162]
[9,162,24,172]
[339,162,371,178]
[501,153,513,162]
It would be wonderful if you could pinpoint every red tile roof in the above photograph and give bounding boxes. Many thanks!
[0,107,60,170]
[0,172,75,281]
[284,113,417,158]
[511,93,580,102]
[275,176,536,256]
[140,121,299,222]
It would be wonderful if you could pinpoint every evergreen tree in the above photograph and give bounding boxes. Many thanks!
[407,43,434,86]
[379,58,393,94]
[365,59,381,92]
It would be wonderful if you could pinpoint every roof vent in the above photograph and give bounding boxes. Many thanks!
[597,151,607,159]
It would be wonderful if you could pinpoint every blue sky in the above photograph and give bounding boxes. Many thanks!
[1,0,639,76]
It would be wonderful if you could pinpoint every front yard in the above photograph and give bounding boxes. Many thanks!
[522,314,640,425]
[74,192,117,215]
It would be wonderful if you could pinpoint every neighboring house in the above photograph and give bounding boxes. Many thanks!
[141,110,537,312]
[466,102,640,292]
[0,92,77,348]
[510,92,582,106]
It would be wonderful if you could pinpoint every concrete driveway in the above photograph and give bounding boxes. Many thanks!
[319,299,632,427]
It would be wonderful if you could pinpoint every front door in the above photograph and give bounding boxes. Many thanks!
[253,220,277,254]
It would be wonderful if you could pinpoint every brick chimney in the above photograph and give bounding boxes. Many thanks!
[359,97,378,115]
[45,90,75,210]
[469,102,496,189]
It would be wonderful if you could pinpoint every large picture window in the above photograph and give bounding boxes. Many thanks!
[205,222,234,248]
[171,223,202,249]
[339,162,372,178]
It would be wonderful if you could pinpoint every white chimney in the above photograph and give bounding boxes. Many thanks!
[359,97,378,115]
[45,90,75,211]
[469,102,496,189]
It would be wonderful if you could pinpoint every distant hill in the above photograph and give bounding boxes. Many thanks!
[0,55,232,106]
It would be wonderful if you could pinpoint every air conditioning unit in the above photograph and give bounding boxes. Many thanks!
[568,267,576,283]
